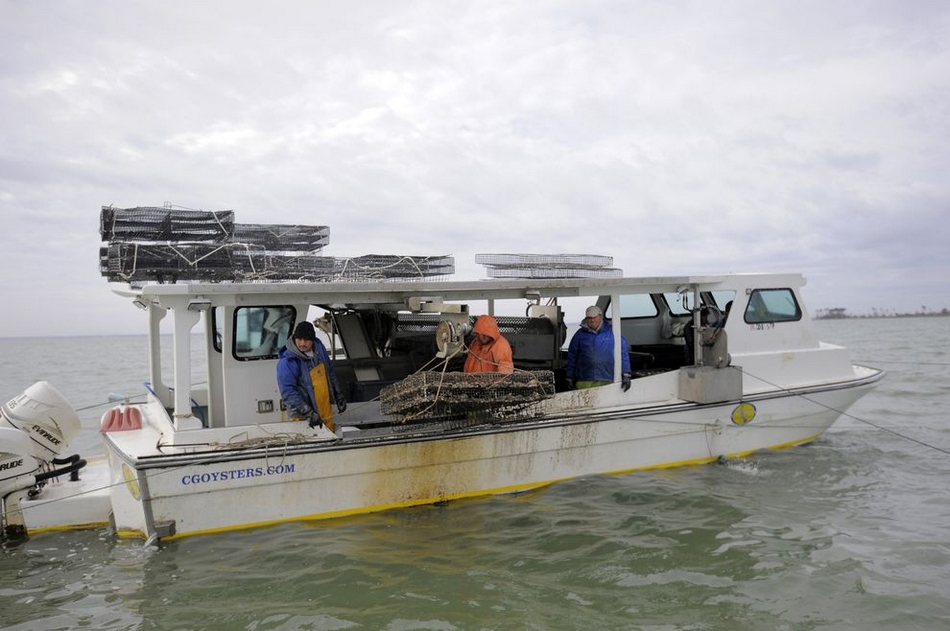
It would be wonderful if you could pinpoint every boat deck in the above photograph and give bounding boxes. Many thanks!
[21,456,113,532]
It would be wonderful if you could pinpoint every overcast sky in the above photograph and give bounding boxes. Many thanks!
[2,0,948,337]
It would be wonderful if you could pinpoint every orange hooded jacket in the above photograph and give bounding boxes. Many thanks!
[463,315,514,373]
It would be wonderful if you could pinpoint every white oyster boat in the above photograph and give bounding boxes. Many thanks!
[0,207,884,543]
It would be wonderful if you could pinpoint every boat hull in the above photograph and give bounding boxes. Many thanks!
[103,374,879,540]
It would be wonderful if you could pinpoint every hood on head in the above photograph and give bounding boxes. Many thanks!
[472,314,501,341]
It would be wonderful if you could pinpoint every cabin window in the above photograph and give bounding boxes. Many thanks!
[711,291,736,313]
[611,294,658,318]
[217,306,297,360]
[658,291,736,318]
[744,289,801,324]
[662,292,694,316]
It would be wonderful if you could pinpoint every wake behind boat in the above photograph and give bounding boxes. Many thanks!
[1,206,884,543]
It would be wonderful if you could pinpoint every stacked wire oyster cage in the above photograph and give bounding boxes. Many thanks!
[379,370,556,424]
[98,204,454,284]
[475,253,621,278]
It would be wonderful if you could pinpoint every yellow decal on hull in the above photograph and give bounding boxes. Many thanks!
[122,463,141,500]
[731,402,756,425]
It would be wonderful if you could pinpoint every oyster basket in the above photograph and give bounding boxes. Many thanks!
[380,370,556,423]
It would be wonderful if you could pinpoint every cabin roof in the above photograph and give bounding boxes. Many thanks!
[130,272,805,306]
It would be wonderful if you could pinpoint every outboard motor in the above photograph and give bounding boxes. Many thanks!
[1,381,84,542]
[2,381,82,461]
[0,428,39,497]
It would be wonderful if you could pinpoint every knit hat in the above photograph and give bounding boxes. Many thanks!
[292,321,316,341]
[585,305,603,318]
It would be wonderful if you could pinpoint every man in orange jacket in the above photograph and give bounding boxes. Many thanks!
[463,315,514,373]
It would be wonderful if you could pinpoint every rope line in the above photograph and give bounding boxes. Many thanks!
[740,368,950,457]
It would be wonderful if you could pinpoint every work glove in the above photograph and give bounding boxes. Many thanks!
[621,374,632,392]
[565,378,575,391]
[292,406,312,422]
[308,410,323,429]
[336,394,347,414]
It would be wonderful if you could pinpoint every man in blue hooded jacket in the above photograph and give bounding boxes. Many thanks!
[277,321,346,429]
[565,305,632,392]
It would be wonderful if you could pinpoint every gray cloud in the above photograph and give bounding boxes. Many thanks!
[1,0,948,335]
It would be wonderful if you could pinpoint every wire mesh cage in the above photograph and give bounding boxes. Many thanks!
[99,243,241,283]
[98,206,454,283]
[379,370,556,423]
[335,255,455,281]
[475,253,614,268]
[482,266,623,279]
[100,244,456,283]
[475,253,622,278]
[232,223,330,252]
[100,206,235,242]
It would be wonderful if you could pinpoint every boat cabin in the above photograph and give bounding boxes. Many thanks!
[130,272,814,432]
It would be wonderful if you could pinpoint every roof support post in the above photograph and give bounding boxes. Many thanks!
[611,292,622,383]
[172,305,203,429]
[147,304,170,403]
[692,285,703,366]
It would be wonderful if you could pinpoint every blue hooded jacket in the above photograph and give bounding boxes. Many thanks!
[566,319,631,382]
[276,338,341,416]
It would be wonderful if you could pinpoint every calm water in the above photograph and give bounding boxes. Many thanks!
[1,318,949,630]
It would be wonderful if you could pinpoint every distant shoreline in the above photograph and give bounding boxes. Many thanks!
[814,311,950,320]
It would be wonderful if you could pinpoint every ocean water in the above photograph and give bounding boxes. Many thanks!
[1,318,949,630]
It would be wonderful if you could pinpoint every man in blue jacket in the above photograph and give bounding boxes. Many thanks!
[566,305,632,392]
[277,321,346,430]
